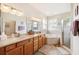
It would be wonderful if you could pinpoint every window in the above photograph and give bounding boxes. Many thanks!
[42,18,62,34]
[43,18,47,30]
[32,21,38,30]
[48,18,60,33]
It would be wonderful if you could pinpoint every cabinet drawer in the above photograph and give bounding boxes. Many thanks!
[17,40,27,47]
[39,35,41,38]
[34,42,38,46]
[39,37,42,40]
[39,35,42,38]
[34,45,38,52]
[5,44,16,52]
[34,44,38,47]
[0,48,5,55]
[34,37,38,41]
[34,40,38,42]
[39,41,43,48]
[39,40,42,44]
[34,45,38,48]
[27,39,33,43]
[6,46,23,55]
[39,38,43,42]
[34,40,38,43]
[34,44,38,48]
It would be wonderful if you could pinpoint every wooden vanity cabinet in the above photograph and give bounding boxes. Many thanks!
[24,39,33,55]
[34,37,39,53]
[42,35,47,46]
[5,43,23,55]
[5,44,16,52]
[0,34,47,55]
[0,48,5,55]
[6,46,23,55]
[0,43,23,55]
[27,41,33,55]
[38,35,43,48]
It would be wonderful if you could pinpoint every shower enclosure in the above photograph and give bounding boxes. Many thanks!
[63,17,72,48]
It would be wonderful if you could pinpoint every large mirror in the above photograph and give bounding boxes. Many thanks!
[0,8,1,35]
[0,18,1,35]
[1,11,26,37]
[32,21,39,32]
[26,17,42,33]
[5,20,16,36]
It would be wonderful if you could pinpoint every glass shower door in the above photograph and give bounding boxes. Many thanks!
[63,17,72,48]
[64,24,71,48]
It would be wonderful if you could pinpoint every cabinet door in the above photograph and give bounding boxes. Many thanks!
[34,37,38,53]
[6,46,23,55]
[27,42,33,55]
[34,45,38,53]
[38,37,43,48]
[24,44,28,55]
[45,37,47,44]
[34,41,38,53]
[0,48,5,55]
[24,40,33,55]
[42,36,44,46]
[42,35,47,46]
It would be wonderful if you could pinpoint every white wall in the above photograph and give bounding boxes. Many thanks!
[71,36,79,54]
[5,3,46,18]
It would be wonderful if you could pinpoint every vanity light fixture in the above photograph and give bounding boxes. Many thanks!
[0,4,23,16]
[10,9,17,15]
[15,10,23,16]
[11,8,23,16]
[31,17,41,22]
[1,4,11,13]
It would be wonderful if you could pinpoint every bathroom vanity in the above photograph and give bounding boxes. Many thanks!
[0,33,47,55]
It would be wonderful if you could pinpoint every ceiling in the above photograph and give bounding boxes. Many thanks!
[29,3,71,16]
[5,3,45,17]
[4,3,71,17]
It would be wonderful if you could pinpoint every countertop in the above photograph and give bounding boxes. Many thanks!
[0,33,44,48]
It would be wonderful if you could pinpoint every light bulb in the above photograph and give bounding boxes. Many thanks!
[11,9,17,15]
[16,11,23,16]
[31,17,40,22]
[1,4,11,13]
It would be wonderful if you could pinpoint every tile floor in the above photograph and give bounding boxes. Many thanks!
[34,45,70,55]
